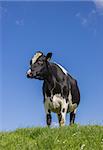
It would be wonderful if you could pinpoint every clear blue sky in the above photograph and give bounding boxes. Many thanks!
[1,1,103,131]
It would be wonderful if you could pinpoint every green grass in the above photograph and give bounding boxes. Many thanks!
[0,125,103,150]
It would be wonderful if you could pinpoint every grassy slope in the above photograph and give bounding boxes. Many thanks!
[0,125,103,150]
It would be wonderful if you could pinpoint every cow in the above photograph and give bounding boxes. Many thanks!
[27,51,80,126]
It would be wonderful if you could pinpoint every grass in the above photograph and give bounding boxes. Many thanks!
[0,125,103,150]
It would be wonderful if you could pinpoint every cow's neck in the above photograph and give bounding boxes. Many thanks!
[44,62,56,90]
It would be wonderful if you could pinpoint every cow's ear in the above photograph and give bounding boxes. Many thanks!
[46,53,52,61]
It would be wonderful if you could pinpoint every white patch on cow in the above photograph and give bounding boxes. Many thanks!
[44,94,69,114]
[44,94,69,126]
[44,91,77,114]
[32,52,42,64]
[55,62,68,75]
[45,94,62,113]
[27,69,31,74]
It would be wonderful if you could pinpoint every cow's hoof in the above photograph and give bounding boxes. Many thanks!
[60,119,65,127]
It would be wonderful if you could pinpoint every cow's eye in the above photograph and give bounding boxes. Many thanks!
[38,61,44,65]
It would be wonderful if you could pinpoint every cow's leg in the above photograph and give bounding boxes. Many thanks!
[57,102,68,127]
[68,90,77,112]
[70,108,77,125]
[57,111,66,127]
[46,112,51,127]
[44,101,52,127]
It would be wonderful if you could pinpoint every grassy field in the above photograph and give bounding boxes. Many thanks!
[0,125,103,150]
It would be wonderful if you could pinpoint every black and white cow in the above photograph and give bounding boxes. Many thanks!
[27,52,80,126]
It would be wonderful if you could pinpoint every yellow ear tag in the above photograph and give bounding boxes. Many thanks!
[47,57,51,61]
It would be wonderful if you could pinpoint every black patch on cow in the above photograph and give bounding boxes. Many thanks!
[48,109,51,113]
[50,98,52,102]
[43,82,51,99]
[62,108,65,113]
[63,86,67,95]
[53,83,61,95]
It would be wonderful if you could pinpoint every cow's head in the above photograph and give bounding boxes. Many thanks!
[27,51,52,80]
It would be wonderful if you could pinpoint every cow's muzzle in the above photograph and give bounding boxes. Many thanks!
[27,69,33,78]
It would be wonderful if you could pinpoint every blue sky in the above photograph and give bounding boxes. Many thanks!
[1,1,103,131]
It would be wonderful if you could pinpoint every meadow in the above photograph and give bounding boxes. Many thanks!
[0,125,103,150]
